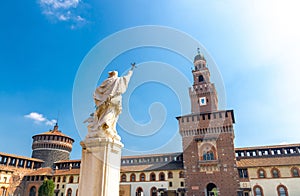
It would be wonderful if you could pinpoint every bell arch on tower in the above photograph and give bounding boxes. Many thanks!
[198,75,204,83]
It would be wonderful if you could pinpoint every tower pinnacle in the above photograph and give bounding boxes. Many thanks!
[53,123,58,131]
[189,52,218,113]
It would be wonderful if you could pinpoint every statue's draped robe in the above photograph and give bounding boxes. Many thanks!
[93,70,132,138]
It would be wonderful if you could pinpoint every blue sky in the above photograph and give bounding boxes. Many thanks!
[1,0,300,160]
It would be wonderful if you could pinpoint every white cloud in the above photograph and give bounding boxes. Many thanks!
[38,0,87,28]
[25,112,57,126]
[76,15,85,22]
[40,0,79,9]
[58,14,70,21]
[45,119,57,126]
[25,112,46,122]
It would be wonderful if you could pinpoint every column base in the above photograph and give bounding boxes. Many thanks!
[78,137,123,196]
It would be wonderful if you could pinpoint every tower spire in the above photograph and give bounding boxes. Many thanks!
[56,110,60,126]
[54,123,58,131]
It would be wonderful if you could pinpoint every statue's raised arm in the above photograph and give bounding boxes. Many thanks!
[87,64,134,141]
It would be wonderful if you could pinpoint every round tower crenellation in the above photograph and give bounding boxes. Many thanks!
[31,124,74,168]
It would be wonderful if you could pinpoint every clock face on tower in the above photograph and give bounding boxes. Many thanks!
[199,97,206,106]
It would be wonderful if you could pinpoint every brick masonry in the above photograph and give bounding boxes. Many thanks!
[177,53,240,195]
[32,149,70,168]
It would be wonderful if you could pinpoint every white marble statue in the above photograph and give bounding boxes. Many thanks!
[85,63,136,141]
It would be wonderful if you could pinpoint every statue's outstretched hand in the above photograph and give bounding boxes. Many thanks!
[131,62,137,70]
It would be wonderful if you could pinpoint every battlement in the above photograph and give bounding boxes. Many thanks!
[121,152,183,166]
[176,110,235,133]
[235,143,300,160]
[54,160,81,170]
[189,84,216,94]
[0,152,43,170]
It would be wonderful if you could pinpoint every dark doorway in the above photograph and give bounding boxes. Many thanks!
[151,187,157,196]
[207,183,218,196]
[29,186,36,196]
[136,187,143,196]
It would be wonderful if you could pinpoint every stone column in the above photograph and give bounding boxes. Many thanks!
[78,137,123,196]
[6,157,10,166]
[15,159,19,168]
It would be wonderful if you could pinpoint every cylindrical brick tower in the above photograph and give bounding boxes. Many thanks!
[31,124,74,167]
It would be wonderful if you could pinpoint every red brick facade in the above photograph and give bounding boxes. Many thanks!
[177,52,240,196]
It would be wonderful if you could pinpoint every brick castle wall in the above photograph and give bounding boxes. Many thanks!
[32,149,70,167]
[182,132,239,196]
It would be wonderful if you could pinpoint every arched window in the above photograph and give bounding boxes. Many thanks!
[150,173,156,181]
[277,185,288,196]
[253,185,264,196]
[203,150,215,160]
[168,172,173,179]
[69,176,74,183]
[29,186,36,196]
[272,168,280,178]
[257,169,266,178]
[179,171,184,178]
[199,75,204,82]
[136,187,143,196]
[67,188,72,196]
[159,172,165,181]
[57,176,61,182]
[121,174,126,182]
[130,173,136,182]
[199,144,217,161]
[291,167,299,177]
[150,187,157,196]
[63,176,66,182]
[140,173,145,181]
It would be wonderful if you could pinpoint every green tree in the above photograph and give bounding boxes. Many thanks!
[38,179,55,196]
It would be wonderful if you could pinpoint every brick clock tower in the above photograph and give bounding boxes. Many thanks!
[177,51,240,196]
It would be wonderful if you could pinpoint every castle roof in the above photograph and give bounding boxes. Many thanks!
[237,156,300,168]
[26,167,53,176]
[122,152,182,159]
[0,152,44,162]
[0,166,14,173]
[235,143,300,151]
[25,167,81,176]
[54,168,80,175]
[33,124,74,142]
[194,53,206,62]
[54,159,81,164]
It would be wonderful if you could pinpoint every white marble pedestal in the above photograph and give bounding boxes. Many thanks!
[78,137,123,196]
